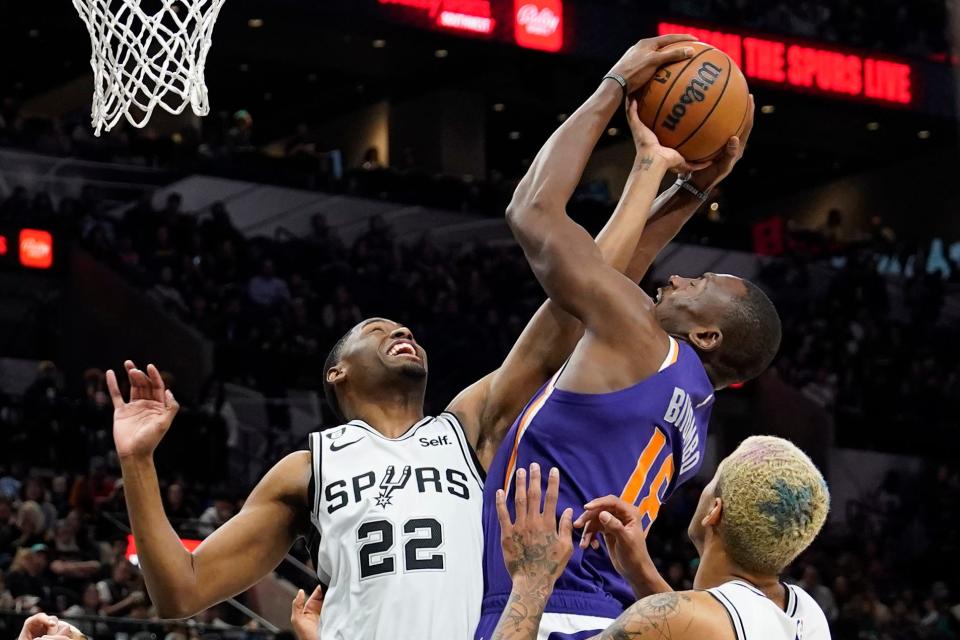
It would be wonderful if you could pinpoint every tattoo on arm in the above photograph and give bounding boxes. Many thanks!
[489,532,562,639]
[504,532,564,582]
[637,156,655,171]
[599,592,695,640]
[490,579,553,640]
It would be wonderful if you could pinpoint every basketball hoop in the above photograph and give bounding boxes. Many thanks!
[71,0,227,136]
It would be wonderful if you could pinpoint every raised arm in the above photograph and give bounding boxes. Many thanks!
[107,362,311,618]
[449,38,699,464]
[625,95,755,283]
[504,40,699,347]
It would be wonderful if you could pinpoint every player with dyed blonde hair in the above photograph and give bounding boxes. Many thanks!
[487,436,831,640]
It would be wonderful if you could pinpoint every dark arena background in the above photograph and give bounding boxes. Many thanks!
[1,0,959,638]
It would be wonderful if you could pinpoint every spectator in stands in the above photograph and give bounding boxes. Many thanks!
[49,476,72,520]
[149,225,179,275]
[68,457,119,515]
[21,480,56,533]
[116,234,143,274]
[14,502,47,550]
[248,259,291,309]
[62,582,110,638]
[320,284,362,335]
[7,545,51,610]
[22,363,65,458]
[161,193,184,221]
[150,266,190,317]
[48,516,101,594]
[307,213,345,263]
[163,483,196,525]
[197,493,235,538]
[96,559,144,618]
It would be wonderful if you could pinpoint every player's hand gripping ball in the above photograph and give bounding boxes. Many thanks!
[637,41,750,162]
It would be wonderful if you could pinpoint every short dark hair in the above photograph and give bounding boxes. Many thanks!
[714,280,782,385]
[322,330,351,424]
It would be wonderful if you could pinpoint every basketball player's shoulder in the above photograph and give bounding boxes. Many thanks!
[251,449,312,515]
[608,591,733,639]
[788,584,832,639]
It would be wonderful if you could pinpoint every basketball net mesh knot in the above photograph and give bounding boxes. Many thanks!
[72,0,226,136]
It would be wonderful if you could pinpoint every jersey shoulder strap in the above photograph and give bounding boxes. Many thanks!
[305,430,326,569]
[438,412,486,487]
[706,580,763,640]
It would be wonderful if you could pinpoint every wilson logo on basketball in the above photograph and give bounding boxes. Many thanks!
[660,62,723,132]
[516,4,560,36]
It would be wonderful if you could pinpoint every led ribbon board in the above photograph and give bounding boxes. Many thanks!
[658,21,913,105]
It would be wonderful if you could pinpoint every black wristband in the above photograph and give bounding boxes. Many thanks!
[603,73,628,100]
[675,177,711,204]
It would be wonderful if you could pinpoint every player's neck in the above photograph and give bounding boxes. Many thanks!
[694,548,786,608]
[346,391,425,438]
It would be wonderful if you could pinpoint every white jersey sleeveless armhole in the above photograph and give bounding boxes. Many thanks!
[307,414,485,640]
[707,579,832,640]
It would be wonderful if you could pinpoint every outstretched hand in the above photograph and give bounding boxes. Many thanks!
[107,360,180,461]
[497,464,574,588]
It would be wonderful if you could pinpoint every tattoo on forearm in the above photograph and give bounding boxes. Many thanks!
[600,592,695,640]
[492,528,569,639]
[490,582,552,640]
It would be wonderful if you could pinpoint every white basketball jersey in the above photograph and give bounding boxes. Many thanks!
[708,580,831,640]
[307,414,484,640]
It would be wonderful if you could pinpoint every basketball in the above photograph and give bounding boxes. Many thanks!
[637,41,750,162]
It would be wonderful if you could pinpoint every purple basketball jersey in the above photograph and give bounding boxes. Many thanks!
[478,337,714,627]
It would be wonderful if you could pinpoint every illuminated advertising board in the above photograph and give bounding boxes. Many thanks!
[369,1,937,110]
[514,0,563,52]
[658,21,913,105]
[18,229,54,270]
[377,0,565,50]
[0,227,56,271]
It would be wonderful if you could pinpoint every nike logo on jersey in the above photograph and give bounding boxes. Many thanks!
[330,438,363,452]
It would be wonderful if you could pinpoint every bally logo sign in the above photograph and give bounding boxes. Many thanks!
[19,229,53,269]
[514,0,563,52]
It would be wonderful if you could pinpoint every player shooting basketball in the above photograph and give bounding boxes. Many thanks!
[473,40,781,639]
[104,33,723,640]
[487,437,831,640]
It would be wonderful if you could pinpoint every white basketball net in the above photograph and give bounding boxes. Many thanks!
[72,0,226,136]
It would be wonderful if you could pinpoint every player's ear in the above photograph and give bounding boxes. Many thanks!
[689,326,722,352]
[326,364,346,386]
[702,497,722,527]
